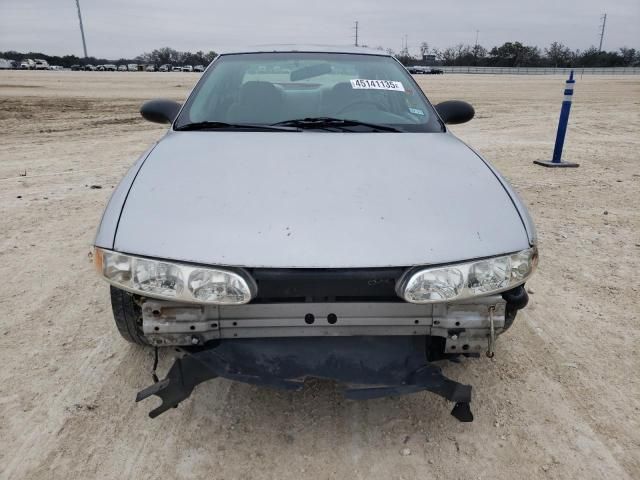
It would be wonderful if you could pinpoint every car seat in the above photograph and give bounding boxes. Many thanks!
[227,81,284,124]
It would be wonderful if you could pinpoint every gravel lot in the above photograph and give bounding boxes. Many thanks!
[0,71,638,480]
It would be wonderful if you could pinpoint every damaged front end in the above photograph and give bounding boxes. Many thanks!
[134,285,528,422]
[137,337,475,421]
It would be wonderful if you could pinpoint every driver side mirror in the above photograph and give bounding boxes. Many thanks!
[435,100,475,125]
[140,99,182,124]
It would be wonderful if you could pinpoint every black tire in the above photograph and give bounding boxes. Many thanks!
[110,286,149,346]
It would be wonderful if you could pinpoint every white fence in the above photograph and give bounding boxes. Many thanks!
[439,66,640,75]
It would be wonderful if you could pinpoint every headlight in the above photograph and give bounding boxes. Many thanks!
[397,247,537,304]
[94,248,255,304]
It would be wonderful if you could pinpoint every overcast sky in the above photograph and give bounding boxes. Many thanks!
[1,0,638,58]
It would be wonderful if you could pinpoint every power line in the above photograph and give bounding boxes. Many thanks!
[75,0,88,58]
[598,13,607,52]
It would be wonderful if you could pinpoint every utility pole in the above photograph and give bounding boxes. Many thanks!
[598,13,607,52]
[75,0,88,58]
[474,30,479,65]
[354,21,359,47]
[401,34,408,56]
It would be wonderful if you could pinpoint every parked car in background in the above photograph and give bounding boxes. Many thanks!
[34,59,49,70]
[182,65,194,72]
[193,64,205,72]
[171,66,182,72]
[48,65,64,71]
[407,66,428,74]
[127,64,138,72]
[84,64,96,71]
[96,65,106,71]
[98,46,537,422]
[117,65,127,71]
[159,64,171,72]
[104,64,117,71]
[407,66,444,75]
[145,65,156,72]
[71,64,82,71]
[20,59,35,69]
[1,59,19,69]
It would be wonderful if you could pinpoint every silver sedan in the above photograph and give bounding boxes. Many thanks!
[93,46,537,421]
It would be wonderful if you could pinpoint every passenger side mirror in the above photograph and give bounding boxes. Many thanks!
[435,100,475,125]
[140,99,182,124]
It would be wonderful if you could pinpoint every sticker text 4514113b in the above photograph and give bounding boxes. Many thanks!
[350,79,405,92]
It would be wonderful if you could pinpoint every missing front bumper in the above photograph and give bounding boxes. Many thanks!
[133,290,528,422]
[136,336,475,422]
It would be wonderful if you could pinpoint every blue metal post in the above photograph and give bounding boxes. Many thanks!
[534,71,580,168]
[551,71,575,162]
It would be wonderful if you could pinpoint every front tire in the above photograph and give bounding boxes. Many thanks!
[110,286,149,345]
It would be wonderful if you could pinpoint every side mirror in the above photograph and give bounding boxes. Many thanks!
[435,100,475,125]
[140,99,182,124]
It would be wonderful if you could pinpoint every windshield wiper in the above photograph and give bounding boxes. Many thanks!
[175,121,299,132]
[272,117,401,132]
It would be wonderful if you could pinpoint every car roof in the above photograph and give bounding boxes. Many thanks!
[217,44,390,56]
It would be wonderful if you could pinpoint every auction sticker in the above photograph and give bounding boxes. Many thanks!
[350,79,405,92]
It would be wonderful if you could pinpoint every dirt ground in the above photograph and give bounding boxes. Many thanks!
[0,71,638,480]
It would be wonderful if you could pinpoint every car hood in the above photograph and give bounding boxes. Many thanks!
[114,131,530,268]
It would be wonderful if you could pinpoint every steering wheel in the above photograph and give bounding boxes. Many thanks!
[336,100,386,115]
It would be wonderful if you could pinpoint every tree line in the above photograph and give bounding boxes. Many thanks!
[135,48,218,67]
[395,41,639,68]
[0,47,218,68]
[2,42,638,69]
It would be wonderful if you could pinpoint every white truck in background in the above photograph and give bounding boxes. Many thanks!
[20,59,36,69]
[34,59,50,70]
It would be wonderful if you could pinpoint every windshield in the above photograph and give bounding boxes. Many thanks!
[174,52,443,133]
